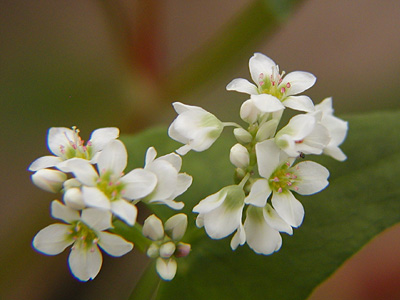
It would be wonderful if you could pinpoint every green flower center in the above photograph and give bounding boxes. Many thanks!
[96,170,126,201]
[269,162,299,193]
[60,126,93,160]
[68,220,99,251]
[257,68,291,100]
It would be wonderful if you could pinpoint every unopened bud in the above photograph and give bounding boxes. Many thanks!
[233,128,252,144]
[31,169,66,193]
[63,187,85,210]
[175,242,191,258]
[160,242,176,258]
[230,144,250,169]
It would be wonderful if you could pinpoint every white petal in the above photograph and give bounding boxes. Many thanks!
[28,156,63,171]
[63,187,85,210]
[263,204,293,235]
[81,208,113,231]
[121,168,157,200]
[281,71,316,96]
[145,160,177,201]
[164,214,187,241]
[67,158,98,186]
[156,257,177,281]
[172,102,205,114]
[192,191,225,214]
[298,124,330,155]
[249,53,276,84]
[245,179,271,207]
[283,95,315,112]
[32,224,73,255]
[315,97,334,114]
[251,94,285,113]
[244,206,282,255]
[143,214,164,241]
[272,192,304,228]
[47,127,74,157]
[144,147,157,166]
[255,139,281,179]
[150,199,185,210]
[240,99,260,124]
[111,199,138,226]
[175,145,191,156]
[97,231,133,256]
[97,140,127,176]
[31,169,66,193]
[226,78,258,94]
[171,173,192,199]
[82,186,111,210]
[89,127,119,153]
[68,245,102,281]
[230,223,246,250]
[293,161,329,195]
[324,146,347,161]
[156,152,182,172]
[51,200,80,223]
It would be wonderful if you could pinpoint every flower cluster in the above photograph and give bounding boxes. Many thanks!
[29,127,192,281]
[169,53,348,255]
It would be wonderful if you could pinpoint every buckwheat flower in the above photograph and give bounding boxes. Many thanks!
[193,185,245,239]
[67,140,157,226]
[31,169,67,193]
[227,53,316,113]
[245,140,329,227]
[32,200,133,281]
[29,126,119,172]
[275,113,330,157]
[168,102,224,155]
[141,147,192,210]
[314,97,348,161]
[143,214,190,281]
[230,143,250,169]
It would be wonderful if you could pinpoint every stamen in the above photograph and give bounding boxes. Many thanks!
[273,177,279,182]
[286,82,291,88]
[277,187,283,193]
[280,87,286,94]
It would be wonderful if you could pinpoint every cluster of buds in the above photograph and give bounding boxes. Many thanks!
[29,127,192,281]
[168,53,348,255]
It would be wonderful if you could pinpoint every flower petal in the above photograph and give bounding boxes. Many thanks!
[97,140,127,176]
[51,200,80,223]
[67,158,98,186]
[111,199,138,226]
[251,94,285,113]
[230,223,246,250]
[144,147,157,166]
[255,139,282,179]
[89,127,119,153]
[121,168,157,200]
[82,186,111,210]
[68,245,102,281]
[272,192,304,228]
[164,214,187,241]
[245,179,271,207]
[281,71,316,96]
[81,207,113,231]
[97,231,133,256]
[47,127,74,157]
[28,156,63,171]
[32,224,73,255]
[145,160,177,201]
[143,214,164,241]
[293,161,329,195]
[249,53,276,84]
[283,95,315,112]
[263,204,293,235]
[226,78,258,94]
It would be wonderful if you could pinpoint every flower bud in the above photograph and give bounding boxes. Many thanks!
[143,214,164,241]
[63,187,85,210]
[146,243,160,258]
[159,242,176,258]
[230,144,250,169]
[175,242,191,258]
[31,169,67,193]
[255,119,279,142]
[156,257,177,281]
[233,128,253,144]
[240,99,260,124]
[164,214,187,241]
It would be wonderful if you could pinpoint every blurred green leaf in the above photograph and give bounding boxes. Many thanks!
[121,110,400,300]
[161,0,303,100]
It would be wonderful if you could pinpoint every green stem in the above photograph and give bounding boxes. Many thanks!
[111,220,152,253]
[128,260,161,300]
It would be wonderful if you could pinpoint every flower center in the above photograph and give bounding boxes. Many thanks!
[68,220,99,252]
[269,162,299,193]
[60,126,93,160]
[96,170,125,201]
[257,66,291,100]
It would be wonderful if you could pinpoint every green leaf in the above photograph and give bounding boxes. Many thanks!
[122,110,400,300]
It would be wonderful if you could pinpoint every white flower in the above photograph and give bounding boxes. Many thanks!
[32,200,133,281]
[31,169,67,193]
[168,102,224,155]
[142,214,190,281]
[231,205,292,255]
[193,185,245,239]
[141,147,192,210]
[314,97,348,161]
[227,53,316,113]
[275,113,330,157]
[67,140,157,226]
[29,126,119,172]
[245,140,329,227]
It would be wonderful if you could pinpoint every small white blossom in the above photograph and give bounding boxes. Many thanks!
[227,53,316,113]
[67,140,157,226]
[142,214,190,281]
[29,126,119,172]
[31,169,67,193]
[32,200,133,281]
[142,147,192,210]
[193,185,245,239]
[314,97,348,161]
[168,102,224,155]
[245,140,329,227]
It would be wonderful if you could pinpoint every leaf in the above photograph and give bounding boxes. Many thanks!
[121,110,400,300]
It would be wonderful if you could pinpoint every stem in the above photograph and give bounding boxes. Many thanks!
[128,260,161,300]
[238,172,251,189]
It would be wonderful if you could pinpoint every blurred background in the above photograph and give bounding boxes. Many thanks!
[1,0,400,299]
